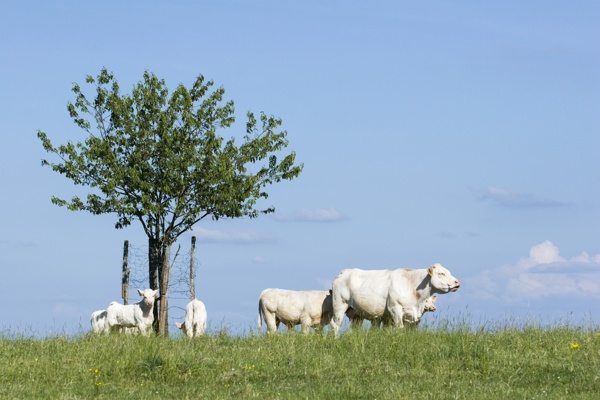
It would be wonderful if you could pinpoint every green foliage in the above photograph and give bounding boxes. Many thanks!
[38,68,304,335]
[38,68,303,242]
[1,325,599,399]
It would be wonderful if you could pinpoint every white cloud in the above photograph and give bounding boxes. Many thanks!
[274,207,346,222]
[465,241,600,303]
[194,227,273,244]
[527,240,564,265]
[477,187,566,208]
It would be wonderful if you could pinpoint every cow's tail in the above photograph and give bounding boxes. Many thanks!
[257,297,263,332]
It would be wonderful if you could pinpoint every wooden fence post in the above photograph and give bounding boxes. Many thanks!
[122,240,129,305]
[190,236,196,300]
[158,242,171,336]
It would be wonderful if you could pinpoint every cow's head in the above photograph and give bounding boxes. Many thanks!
[138,288,159,307]
[423,295,437,312]
[427,263,460,293]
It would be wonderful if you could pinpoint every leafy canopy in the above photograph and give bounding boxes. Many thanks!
[38,68,303,244]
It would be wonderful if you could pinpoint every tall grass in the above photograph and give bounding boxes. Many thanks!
[1,322,599,399]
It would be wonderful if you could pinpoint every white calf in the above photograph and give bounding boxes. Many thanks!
[176,299,207,337]
[257,288,333,334]
[104,288,158,336]
[90,310,107,334]
[346,295,438,329]
[407,294,437,327]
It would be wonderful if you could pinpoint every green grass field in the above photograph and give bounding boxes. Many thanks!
[1,322,599,399]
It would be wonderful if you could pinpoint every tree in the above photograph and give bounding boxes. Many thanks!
[38,68,303,336]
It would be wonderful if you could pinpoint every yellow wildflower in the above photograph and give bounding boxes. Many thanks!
[570,343,579,349]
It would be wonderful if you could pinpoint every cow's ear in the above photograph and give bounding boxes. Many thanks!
[153,289,159,298]
[432,295,438,302]
[329,289,333,295]
[175,322,183,330]
[138,289,144,297]
[428,265,435,276]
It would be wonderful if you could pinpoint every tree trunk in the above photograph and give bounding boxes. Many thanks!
[122,240,129,305]
[190,236,196,301]
[148,237,161,333]
[158,242,171,337]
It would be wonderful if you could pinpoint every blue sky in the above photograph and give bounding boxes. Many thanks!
[1,1,599,336]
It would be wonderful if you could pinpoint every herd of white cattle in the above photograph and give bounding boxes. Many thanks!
[90,263,460,337]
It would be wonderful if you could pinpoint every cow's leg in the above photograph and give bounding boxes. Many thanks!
[264,312,278,333]
[315,323,326,335]
[387,306,405,328]
[137,323,149,336]
[330,304,347,336]
[330,285,350,336]
[300,317,312,334]
[275,317,281,330]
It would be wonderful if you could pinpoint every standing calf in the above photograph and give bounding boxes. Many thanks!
[103,288,158,336]
[176,299,207,337]
[257,288,333,334]
[90,310,107,334]
[346,295,438,329]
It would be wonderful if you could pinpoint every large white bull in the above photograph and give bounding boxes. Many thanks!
[257,288,333,334]
[330,263,459,336]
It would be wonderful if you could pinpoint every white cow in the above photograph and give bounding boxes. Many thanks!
[330,263,460,336]
[346,295,438,329]
[175,299,207,337]
[257,288,333,334]
[103,288,159,336]
[90,309,107,334]
[91,310,139,335]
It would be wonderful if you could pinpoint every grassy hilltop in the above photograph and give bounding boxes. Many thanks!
[1,323,599,399]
